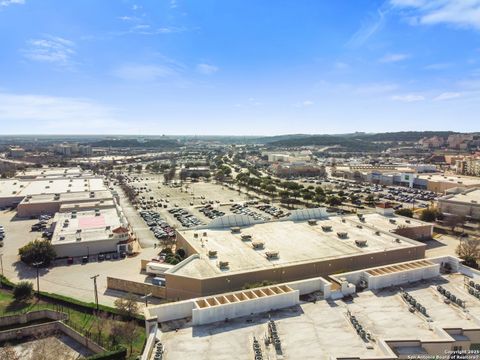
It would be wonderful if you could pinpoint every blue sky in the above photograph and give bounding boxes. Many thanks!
[0,0,479,135]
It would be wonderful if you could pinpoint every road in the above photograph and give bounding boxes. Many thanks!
[114,184,157,248]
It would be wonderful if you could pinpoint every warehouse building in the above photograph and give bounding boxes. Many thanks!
[161,211,428,300]
[16,190,115,218]
[51,206,135,257]
[438,188,480,220]
[0,176,107,209]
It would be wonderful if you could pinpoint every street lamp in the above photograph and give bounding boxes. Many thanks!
[0,253,4,288]
[32,261,43,295]
[141,293,152,307]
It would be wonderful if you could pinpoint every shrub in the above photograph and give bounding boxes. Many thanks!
[420,208,438,222]
[395,208,413,218]
[18,240,56,266]
[13,281,33,301]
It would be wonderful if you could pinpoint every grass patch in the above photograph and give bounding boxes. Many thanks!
[0,289,146,359]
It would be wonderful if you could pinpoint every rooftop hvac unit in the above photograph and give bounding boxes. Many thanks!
[472,200,478,204]
[341,219,346,223]
[59,236,65,241]
[230,227,241,233]
[308,219,317,226]
[374,231,380,236]
[106,225,111,230]
[208,250,217,258]
[356,225,363,229]
[337,232,348,239]
[76,236,81,241]
[389,219,396,224]
[355,239,367,247]
[252,241,264,249]
[321,225,332,232]
[203,231,208,237]
[241,234,252,241]
[71,214,77,219]
[405,219,411,223]
[218,261,229,269]
[194,233,198,238]
[76,229,82,233]
[265,251,279,259]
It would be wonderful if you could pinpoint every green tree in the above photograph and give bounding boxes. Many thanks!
[395,208,413,218]
[327,196,342,207]
[456,239,480,269]
[114,293,139,319]
[13,281,33,301]
[420,208,437,222]
[18,240,56,266]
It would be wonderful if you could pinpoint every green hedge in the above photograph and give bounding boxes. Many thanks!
[0,275,144,321]
[87,347,127,360]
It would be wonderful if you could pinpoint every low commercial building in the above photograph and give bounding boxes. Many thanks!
[7,146,25,158]
[16,167,90,180]
[51,207,134,257]
[179,167,210,179]
[272,162,325,177]
[163,211,427,300]
[16,190,115,217]
[0,176,106,208]
[144,256,480,360]
[438,188,480,220]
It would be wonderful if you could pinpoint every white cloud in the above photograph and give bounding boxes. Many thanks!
[346,3,391,48]
[23,35,75,66]
[294,100,314,108]
[434,92,462,101]
[391,0,480,30]
[391,94,425,102]
[0,0,24,7]
[113,64,177,81]
[379,53,410,63]
[196,63,219,75]
[0,92,130,133]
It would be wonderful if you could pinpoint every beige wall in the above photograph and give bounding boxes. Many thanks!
[107,276,166,298]
[165,244,426,300]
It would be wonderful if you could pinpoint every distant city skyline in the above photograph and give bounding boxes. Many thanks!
[0,0,479,135]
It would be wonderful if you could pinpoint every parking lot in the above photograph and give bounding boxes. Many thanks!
[119,173,252,228]
[0,209,162,307]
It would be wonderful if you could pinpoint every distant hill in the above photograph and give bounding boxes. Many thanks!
[262,131,462,149]
[90,138,180,148]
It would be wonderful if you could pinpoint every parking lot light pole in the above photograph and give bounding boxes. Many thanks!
[142,292,152,307]
[0,253,4,288]
[32,261,42,295]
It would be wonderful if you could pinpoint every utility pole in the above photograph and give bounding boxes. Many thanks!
[0,253,4,288]
[32,261,42,295]
[91,274,100,311]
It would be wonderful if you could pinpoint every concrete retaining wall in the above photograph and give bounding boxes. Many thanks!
[107,276,166,298]
[0,310,67,328]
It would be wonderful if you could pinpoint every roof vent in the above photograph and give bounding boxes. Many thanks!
[337,232,348,239]
[252,241,264,249]
[241,234,252,241]
[230,227,241,234]
[321,225,332,232]
[308,219,317,226]
[208,250,217,258]
[265,251,279,259]
[218,261,229,269]
[355,239,367,247]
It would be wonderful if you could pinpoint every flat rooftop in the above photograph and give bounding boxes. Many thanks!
[352,213,431,232]
[17,167,89,179]
[172,216,422,278]
[20,190,113,205]
[0,177,106,199]
[440,188,480,204]
[158,273,480,360]
[51,207,123,245]
[418,174,480,186]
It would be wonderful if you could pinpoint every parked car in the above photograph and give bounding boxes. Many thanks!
[82,256,89,264]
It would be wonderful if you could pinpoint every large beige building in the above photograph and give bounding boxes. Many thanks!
[438,188,480,220]
[161,212,430,300]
